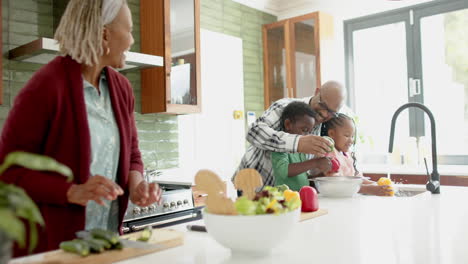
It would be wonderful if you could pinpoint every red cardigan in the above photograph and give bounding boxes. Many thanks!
[0,56,144,256]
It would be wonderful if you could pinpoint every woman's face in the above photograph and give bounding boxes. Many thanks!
[284,115,316,136]
[328,118,355,152]
[103,4,134,69]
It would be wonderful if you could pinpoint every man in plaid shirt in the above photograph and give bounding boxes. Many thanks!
[233,81,346,187]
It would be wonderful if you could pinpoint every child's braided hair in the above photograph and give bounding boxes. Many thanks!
[321,113,359,176]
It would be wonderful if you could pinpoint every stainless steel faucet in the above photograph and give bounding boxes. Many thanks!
[388,103,440,194]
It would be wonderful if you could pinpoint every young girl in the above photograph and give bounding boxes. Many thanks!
[321,113,392,196]
[272,101,333,191]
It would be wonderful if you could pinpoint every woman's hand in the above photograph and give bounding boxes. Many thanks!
[359,184,393,196]
[130,181,163,207]
[67,175,124,206]
[298,135,332,157]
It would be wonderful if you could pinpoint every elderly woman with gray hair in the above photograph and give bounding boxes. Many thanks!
[0,0,162,256]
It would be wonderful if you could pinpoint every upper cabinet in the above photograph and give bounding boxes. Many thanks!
[140,0,201,114]
[0,0,3,105]
[262,12,333,109]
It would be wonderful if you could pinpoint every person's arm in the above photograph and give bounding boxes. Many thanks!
[0,74,74,205]
[362,178,375,184]
[272,152,332,182]
[359,184,393,196]
[246,100,299,153]
[246,99,330,156]
[288,158,332,177]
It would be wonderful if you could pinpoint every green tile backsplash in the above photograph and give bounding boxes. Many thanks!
[1,0,275,170]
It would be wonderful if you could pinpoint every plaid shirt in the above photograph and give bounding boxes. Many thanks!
[233,96,321,187]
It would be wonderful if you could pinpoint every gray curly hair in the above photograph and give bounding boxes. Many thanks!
[54,0,127,66]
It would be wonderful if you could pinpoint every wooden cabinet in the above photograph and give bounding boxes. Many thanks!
[0,0,2,105]
[140,0,201,114]
[262,12,333,109]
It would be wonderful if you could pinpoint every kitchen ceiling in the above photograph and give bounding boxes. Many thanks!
[234,0,434,18]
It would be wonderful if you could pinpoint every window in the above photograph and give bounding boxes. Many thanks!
[344,0,468,168]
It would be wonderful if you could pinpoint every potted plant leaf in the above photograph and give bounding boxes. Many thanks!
[0,151,73,263]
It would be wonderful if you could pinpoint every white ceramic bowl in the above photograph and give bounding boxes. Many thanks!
[203,208,300,256]
[311,176,363,197]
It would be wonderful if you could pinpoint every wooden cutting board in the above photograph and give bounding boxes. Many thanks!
[17,228,183,264]
[300,208,328,222]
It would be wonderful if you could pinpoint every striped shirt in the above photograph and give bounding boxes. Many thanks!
[233,96,321,187]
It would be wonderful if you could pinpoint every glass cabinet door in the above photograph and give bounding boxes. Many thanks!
[169,0,197,106]
[290,16,318,98]
[263,22,289,108]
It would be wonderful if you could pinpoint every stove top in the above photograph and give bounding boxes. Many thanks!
[123,183,194,223]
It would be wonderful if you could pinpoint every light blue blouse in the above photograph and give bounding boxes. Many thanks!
[83,72,121,232]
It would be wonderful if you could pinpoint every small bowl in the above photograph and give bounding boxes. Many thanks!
[203,208,300,256]
[311,176,363,197]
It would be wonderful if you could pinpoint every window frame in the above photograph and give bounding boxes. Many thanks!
[344,0,468,166]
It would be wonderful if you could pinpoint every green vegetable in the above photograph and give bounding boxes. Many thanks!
[113,241,124,250]
[82,238,106,253]
[137,227,153,242]
[255,204,267,215]
[276,184,290,193]
[322,136,335,152]
[90,228,120,245]
[233,185,302,215]
[59,239,90,257]
[234,197,256,215]
[91,238,112,249]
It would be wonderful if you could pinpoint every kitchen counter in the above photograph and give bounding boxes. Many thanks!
[115,185,468,264]
[11,185,468,264]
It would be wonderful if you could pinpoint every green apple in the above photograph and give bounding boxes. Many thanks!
[322,136,335,152]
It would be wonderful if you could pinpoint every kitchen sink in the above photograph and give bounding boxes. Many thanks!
[394,189,427,197]
[393,185,429,197]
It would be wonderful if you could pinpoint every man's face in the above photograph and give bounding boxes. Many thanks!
[312,94,341,124]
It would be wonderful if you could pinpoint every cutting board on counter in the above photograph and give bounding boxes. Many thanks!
[18,228,183,264]
[300,208,328,222]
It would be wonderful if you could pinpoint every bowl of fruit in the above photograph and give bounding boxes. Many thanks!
[195,169,301,257]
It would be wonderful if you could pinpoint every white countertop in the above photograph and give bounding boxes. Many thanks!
[114,185,468,264]
[11,185,468,264]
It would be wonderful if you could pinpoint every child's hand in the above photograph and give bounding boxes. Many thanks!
[316,157,332,172]
[359,184,393,196]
